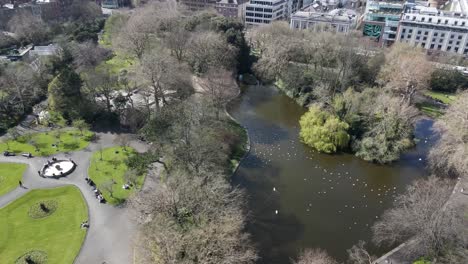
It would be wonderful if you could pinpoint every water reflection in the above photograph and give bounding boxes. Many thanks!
[228,85,436,264]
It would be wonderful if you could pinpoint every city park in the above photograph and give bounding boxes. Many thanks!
[0,124,149,263]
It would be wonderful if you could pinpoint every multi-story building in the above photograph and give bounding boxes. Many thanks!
[397,6,468,55]
[290,5,358,32]
[179,0,218,11]
[362,0,404,46]
[215,0,249,18]
[244,0,287,25]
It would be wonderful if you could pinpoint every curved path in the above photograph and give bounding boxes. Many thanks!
[0,132,150,264]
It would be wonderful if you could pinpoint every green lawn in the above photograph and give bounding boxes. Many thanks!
[96,53,136,75]
[0,186,87,264]
[88,146,145,205]
[424,90,457,104]
[0,129,94,156]
[0,163,27,196]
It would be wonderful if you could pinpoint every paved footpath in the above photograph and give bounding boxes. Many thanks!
[0,132,151,264]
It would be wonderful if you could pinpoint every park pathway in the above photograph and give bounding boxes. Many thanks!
[0,132,151,264]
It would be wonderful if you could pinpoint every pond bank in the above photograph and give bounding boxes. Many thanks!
[227,85,436,263]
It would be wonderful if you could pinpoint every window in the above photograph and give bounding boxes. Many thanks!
[439,39,443,43]
[462,22,466,26]
[454,21,458,26]
[429,18,432,22]
[456,41,460,45]
[438,45,442,50]
[437,19,441,23]
[464,48,468,54]
[408,34,412,39]
[449,40,453,44]
[445,20,448,24]
[400,34,405,39]
[455,47,459,52]
[447,46,452,51]
[423,37,427,41]
[441,33,445,37]
[421,17,425,22]
[409,29,413,33]
[421,43,426,48]
[434,32,438,36]
[417,30,421,35]
[424,31,428,35]
[432,38,436,42]
[402,28,406,33]
[459,36,463,40]
[416,36,420,40]
[430,44,435,49]
[451,35,455,39]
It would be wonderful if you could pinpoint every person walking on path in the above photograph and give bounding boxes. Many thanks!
[19,180,23,188]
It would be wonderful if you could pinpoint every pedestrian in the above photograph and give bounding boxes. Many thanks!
[19,180,23,187]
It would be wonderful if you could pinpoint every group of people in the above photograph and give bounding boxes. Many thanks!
[80,220,89,229]
[86,177,105,203]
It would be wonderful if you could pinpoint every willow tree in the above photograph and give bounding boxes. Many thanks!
[299,105,350,153]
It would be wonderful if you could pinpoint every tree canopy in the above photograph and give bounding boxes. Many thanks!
[299,105,350,153]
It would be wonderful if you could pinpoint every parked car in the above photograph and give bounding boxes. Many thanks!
[3,151,16,156]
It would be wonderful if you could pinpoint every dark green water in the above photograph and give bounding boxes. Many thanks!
[228,85,436,264]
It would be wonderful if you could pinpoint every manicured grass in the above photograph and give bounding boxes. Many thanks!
[0,129,94,156]
[424,90,457,104]
[0,186,88,264]
[88,146,145,205]
[0,163,27,196]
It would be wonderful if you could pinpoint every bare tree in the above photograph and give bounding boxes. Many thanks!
[164,25,191,62]
[347,241,375,264]
[372,176,464,258]
[429,91,468,178]
[8,11,49,44]
[293,248,337,264]
[199,68,239,119]
[71,41,111,73]
[139,50,192,114]
[123,169,139,187]
[377,43,433,104]
[187,31,237,73]
[116,10,155,60]
[84,70,118,112]
[1,63,36,114]
[131,170,257,264]
[100,180,115,198]
[114,134,131,151]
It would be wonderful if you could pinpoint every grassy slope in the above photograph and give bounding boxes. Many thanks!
[0,186,87,264]
[0,163,27,196]
[0,129,93,156]
[423,90,457,104]
[88,146,145,205]
[417,91,457,118]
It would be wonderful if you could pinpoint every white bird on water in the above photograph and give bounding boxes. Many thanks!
[273,187,276,192]
[275,210,279,215]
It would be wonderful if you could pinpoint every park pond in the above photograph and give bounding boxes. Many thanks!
[228,85,437,263]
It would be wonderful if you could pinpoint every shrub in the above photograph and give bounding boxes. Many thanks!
[15,250,47,264]
[28,200,58,219]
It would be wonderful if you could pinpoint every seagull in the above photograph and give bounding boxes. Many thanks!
[273,187,276,192]
[275,210,278,214]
